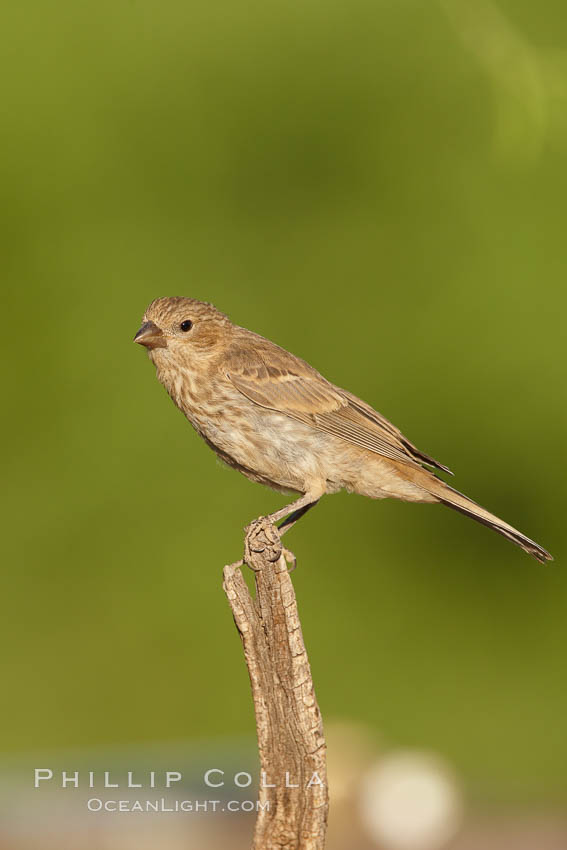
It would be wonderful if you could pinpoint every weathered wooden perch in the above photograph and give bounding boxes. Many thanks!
[223,518,329,850]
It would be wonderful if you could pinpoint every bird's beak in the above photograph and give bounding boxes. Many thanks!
[133,321,167,349]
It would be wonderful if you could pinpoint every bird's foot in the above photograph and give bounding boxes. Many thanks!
[239,517,282,571]
[235,517,299,572]
[282,546,297,573]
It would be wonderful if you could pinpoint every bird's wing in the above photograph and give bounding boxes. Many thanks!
[338,390,453,475]
[225,337,451,474]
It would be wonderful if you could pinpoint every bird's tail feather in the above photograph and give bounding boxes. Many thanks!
[422,477,552,563]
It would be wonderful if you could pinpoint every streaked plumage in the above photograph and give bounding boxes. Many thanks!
[134,297,552,563]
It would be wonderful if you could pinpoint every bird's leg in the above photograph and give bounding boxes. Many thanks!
[277,502,318,571]
[277,499,320,537]
[266,492,320,530]
[266,493,321,537]
[254,491,323,573]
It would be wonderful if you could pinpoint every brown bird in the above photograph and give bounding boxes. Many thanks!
[134,297,551,564]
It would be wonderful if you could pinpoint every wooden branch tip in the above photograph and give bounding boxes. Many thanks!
[223,518,328,850]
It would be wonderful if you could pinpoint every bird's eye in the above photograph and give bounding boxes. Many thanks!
[180,320,193,332]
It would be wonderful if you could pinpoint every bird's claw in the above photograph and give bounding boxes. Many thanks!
[282,547,297,573]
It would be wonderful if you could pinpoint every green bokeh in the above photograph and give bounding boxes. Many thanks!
[1,0,566,804]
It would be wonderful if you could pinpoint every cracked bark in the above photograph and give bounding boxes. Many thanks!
[223,518,329,850]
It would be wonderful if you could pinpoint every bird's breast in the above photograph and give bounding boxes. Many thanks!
[156,363,334,492]
[197,401,331,493]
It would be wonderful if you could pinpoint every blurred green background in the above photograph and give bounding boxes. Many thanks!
[1,0,566,807]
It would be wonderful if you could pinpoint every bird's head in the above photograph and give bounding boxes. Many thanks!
[134,297,232,366]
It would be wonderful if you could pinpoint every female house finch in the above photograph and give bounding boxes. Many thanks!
[134,297,551,563]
